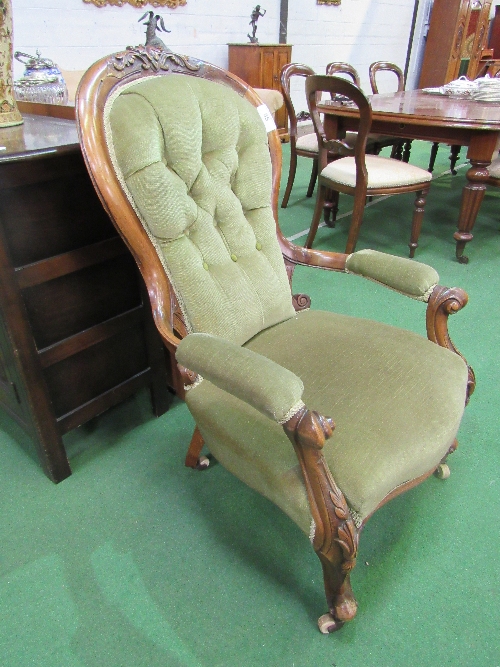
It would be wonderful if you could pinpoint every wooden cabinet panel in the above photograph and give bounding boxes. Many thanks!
[0,114,172,483]
[228,43,292,139]
[419,0,491,87]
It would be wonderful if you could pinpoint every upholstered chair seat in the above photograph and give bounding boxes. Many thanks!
[184,306,467,530]
[295,131,319,153]
[322,154,432,189]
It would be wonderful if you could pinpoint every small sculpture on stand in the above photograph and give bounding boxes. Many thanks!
[139,11,172,51]
[248,5,266,43]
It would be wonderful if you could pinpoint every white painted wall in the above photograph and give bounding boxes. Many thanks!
[11,0,416,110]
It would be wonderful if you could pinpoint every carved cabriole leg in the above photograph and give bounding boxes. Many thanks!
[283,408,359,631]
[453,161,489,263]
[408,186,429,258]
[425,286,476,403]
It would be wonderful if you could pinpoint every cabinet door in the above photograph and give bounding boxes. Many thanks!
[260,49,276,89]
[274,48,291,133]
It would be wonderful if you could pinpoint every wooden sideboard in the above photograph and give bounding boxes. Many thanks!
[0,113,173,483]
[228,43,292,140]
[419,0,491,87]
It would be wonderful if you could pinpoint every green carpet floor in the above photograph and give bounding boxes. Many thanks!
[1,141,499,667]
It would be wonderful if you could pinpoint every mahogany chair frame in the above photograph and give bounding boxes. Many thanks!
[368,61,412,162]
[280,63,319,208]
[368,61,404,94]
[76,45,475,632]
[305,75,431,257]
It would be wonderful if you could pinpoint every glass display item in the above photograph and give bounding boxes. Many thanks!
[13,50,68,105]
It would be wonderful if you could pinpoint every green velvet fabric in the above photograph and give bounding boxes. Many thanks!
[107,75,295,345]
[346,249,439,299]
[176,333,304,423]
[186,309,468,529]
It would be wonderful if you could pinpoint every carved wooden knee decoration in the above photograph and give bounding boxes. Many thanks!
[283,407,359,625]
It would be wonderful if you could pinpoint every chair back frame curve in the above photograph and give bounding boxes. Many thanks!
[369,61,405,95]
[76,45,348,389]
[306,75,371,199]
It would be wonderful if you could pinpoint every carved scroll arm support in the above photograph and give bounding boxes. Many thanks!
[426,285,475,403]
[175,332,359,627]
[283,408,359,627]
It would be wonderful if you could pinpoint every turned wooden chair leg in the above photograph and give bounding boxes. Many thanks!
[403,140,412,163]
[281,147,298,208]
[323,189,339,227]
[185,426,209,469]
[391,141,404,161]
[306,158,318,198]
[408,187,429,258]
[449,145,461,175]
[344,187,368,255]
[428,142,439,172]
[305,183,327,248]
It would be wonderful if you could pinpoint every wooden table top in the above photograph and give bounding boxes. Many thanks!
[0,114,79,162]
[320,90,500,131]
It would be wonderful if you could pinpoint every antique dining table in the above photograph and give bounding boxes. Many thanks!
[318,90,500,262]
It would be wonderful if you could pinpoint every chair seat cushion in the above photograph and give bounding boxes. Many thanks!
[254,88,284,115]
[321,154,432,189]
[296,132,319,153]
[185,309,468,533]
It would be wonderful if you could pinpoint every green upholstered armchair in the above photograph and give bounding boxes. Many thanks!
[76,45,475,633]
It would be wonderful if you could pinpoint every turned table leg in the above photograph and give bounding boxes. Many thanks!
[453,160,490,263]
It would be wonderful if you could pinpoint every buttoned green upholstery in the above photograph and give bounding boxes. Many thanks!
[105,71,469,530]
[107,75,295,345]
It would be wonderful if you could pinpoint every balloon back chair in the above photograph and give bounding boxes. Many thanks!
[76,45,474,633]
[280,62,385,210]
[280,63,319,208]
[328,61,408,163]
[305,75,433,257]
[368,61,412,162]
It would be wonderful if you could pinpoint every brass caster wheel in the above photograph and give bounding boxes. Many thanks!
[434,463,450,479]
[195,455,210,470]
[318,613,343,634]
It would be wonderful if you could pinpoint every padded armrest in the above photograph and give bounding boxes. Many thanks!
[176,333,304,424]
[345,249,439,301]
